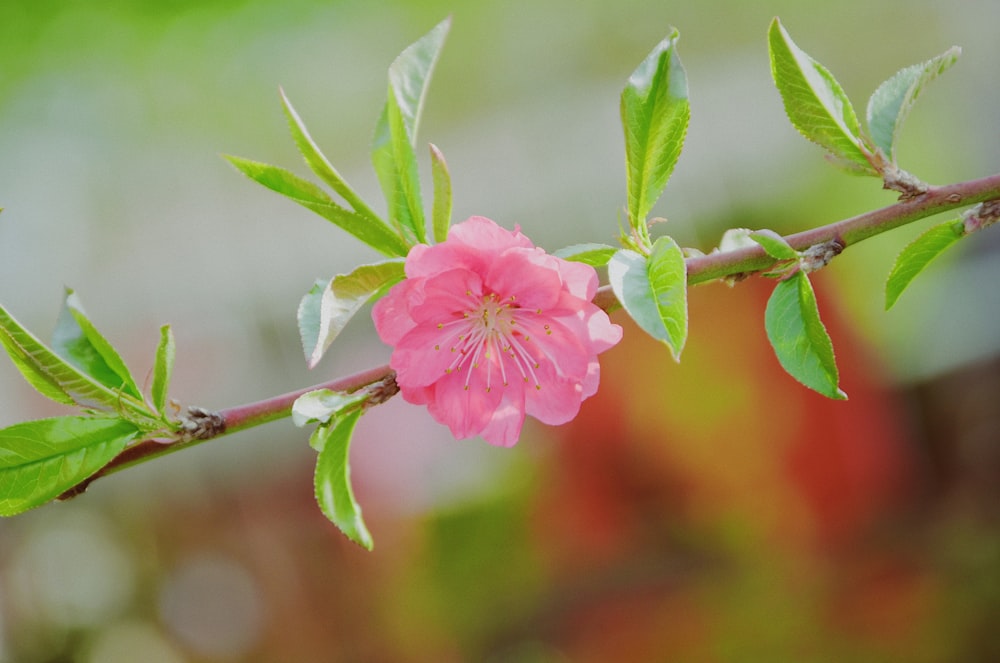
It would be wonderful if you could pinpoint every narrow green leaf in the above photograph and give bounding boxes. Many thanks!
[750,229,798,261]
[224,155,409,257]
[885,218,964,310]
[51,289,141,399]
[0,303,152,417]
[280,87,387,227]
[429,143,452,243]
[866,46,961,161]
[621,28,690,234]
[299,259,406,368]
[768,18,873,173]
[151,324,175,415]
[0,417,139,516]
[607,236,688,360]
[372,18,451,245]
[553,243,618,267]
[312,408,372,550]
[765,272,846,399]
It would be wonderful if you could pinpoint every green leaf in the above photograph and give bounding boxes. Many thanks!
[312,408,372,550]
[607,236,688,360]
[299,259,406,368]
[51,289,141,399]
[0,417,139,516]
[621,28,690,236]
[717,228,757,252]
[280,87,387,228]
[764,272,846,399]
[150,325,175,415]
[885,218,964,310]
[429,143,453,243]
[372,17,451,245]
[750,229,798,261]
[292,389,369,440]
[224,155,409,257]
[0,303,152,418]
[866,46,961,161]
[553,243,617,267]
[768,18,873,173]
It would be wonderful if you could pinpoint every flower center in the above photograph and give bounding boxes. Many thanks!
[435,291,547,392]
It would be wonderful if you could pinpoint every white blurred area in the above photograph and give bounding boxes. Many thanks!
[1,0,999,659]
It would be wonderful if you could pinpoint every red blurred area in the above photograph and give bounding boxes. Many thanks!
[4,278,999,663]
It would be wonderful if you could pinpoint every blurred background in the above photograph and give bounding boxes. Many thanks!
[1,0,999,661]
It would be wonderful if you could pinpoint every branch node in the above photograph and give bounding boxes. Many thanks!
[962,198,1000,234]
[361,371,399,409]
[874,151,929,200]
[800,238,845,273]
[179,406,227,441]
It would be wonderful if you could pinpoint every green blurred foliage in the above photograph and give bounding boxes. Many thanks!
[1,0,999,661]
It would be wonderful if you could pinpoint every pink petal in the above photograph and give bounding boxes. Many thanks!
[554,257,599,301]
[484,248,562,310]
[448,216,534,254]
[523,361,586,425]
[408,269,483,325]
[392,322,470,388]
[426,370,505,440]
[513,315,590,380]
[478,392,527,447]
[372,279,422,345]
[405,242,482,279]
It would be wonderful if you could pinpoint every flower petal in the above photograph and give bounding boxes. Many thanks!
[524,361,587,425]
[426,370,505,440]
[513,314,590,381]
[448,216,534,253]
[485,248,562,310]
[478,391,527,446]
[554,256,599,301]
[408,269,483,325]
[374,215,622,448]
[392,322,470,388]
[372,278,422,345]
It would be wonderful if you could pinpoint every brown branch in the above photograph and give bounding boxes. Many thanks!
[58,364,395,499]
[61,171,1000,498]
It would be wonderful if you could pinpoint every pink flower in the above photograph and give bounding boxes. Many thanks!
[372,216,622,446]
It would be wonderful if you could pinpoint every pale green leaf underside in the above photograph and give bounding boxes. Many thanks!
[553,243,617,267]
[292,388,369,433]
[885,219,964,310]
[0,417,138,516]
[765,272,846,399]
[608,236,688,360]
[621,28,690,230]
[768,18,872,173]
[225,155,409,257]
[866,46,961,160]
[299,259,406,368]
[313,408,372,550]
